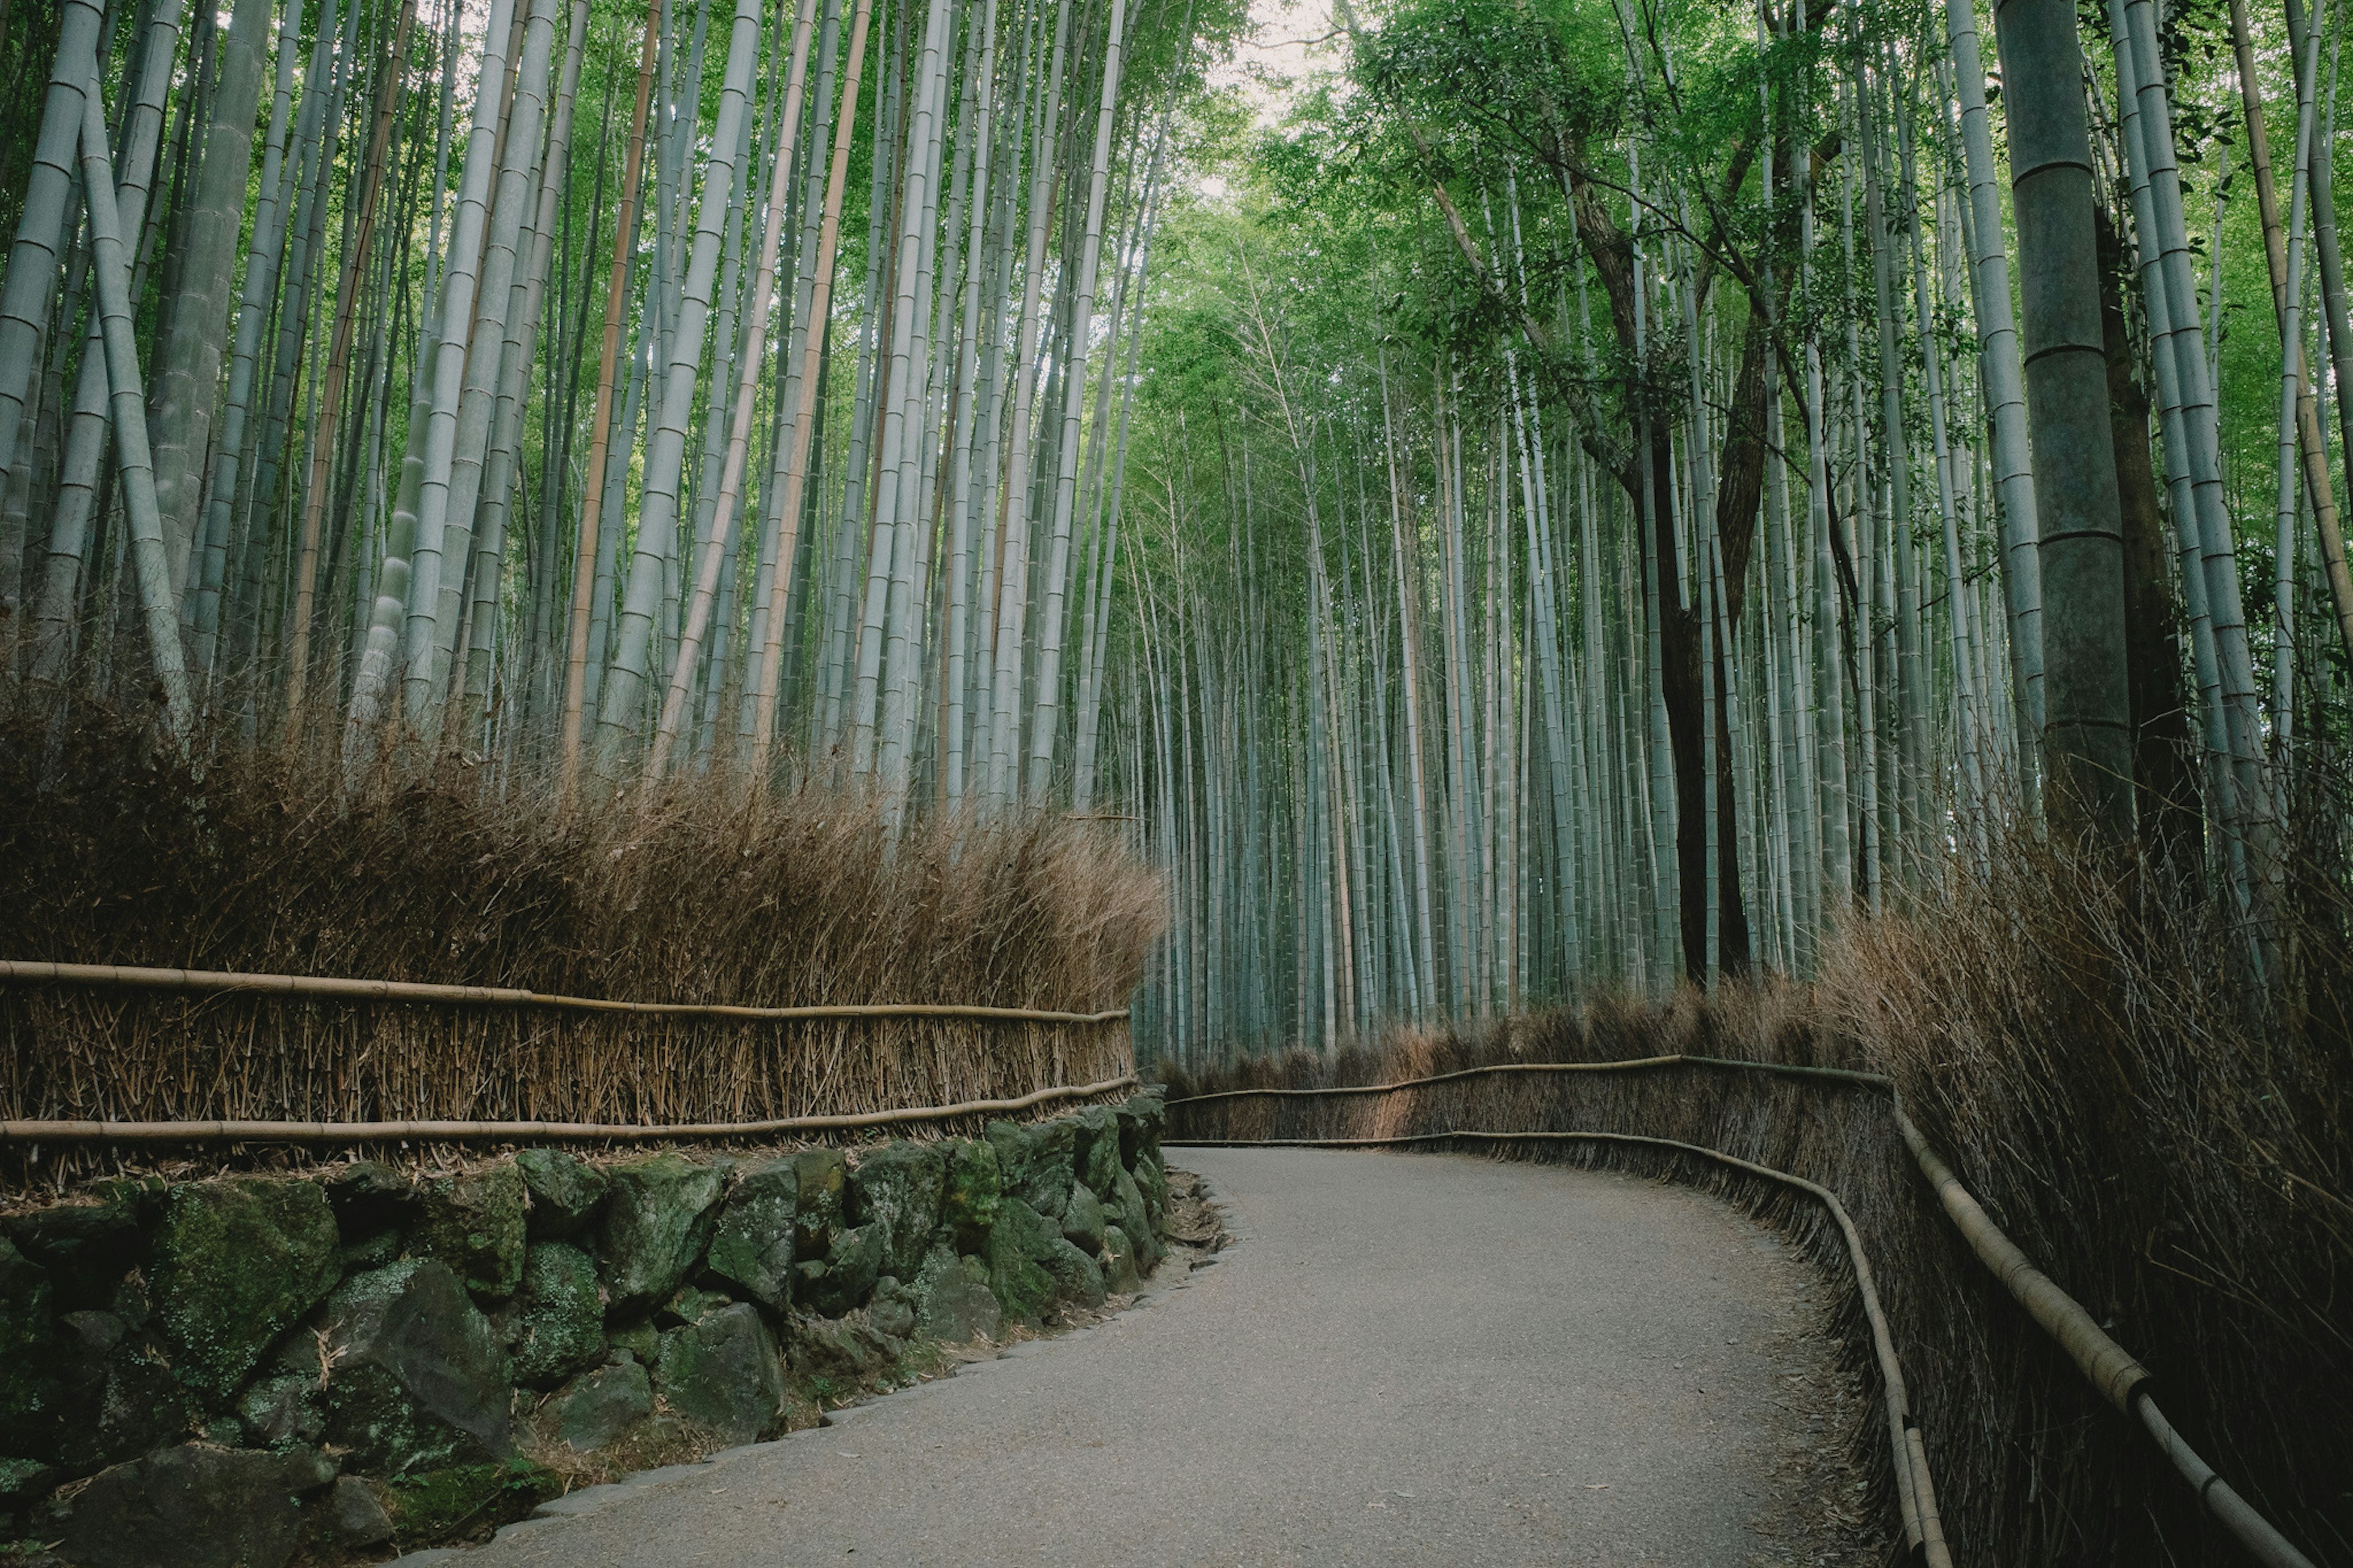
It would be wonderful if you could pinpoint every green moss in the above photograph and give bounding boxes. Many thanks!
[150,1176,341,1407]
[387,1458,561,1548]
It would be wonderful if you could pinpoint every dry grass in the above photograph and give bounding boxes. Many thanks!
[0,710,1165,1190]
[1162,830,2353,1566]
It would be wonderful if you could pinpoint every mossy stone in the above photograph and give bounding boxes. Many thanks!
[606,1319,661,1362]
[1059,1183,1107,1252]
[657,1283,734,1327]
[0,1455,57,1507]
[594,1154,726,1318]
[316,1259,512,1476]
[4,1198,143,1312]
[1071,1107,1121,1200]
[790,1148,847,1256]
[408,1162,528,1303]
[546,1358,651,1452]
[237,1370,325,1451]
[150,1176,341,1407]
[0,1237,58,1456]
[54,1309,192,1472]
[339,1229,401,1273]
[910,1245,1000,1345]
[983,1199,1059,1326]
[384,1459,558,1548]
[703,1158,797,1309]
[1023,1118,1077,1219]
[800,1224,882,1317]
[1040,1235,1106,1310]
[1100,1226,1142,1294]
[653,1303,782,1446]
[1115,1094,1166,1164]
[1110,1160,1164,1274]
[515,1149,608,1238]
[938,1139,1002,1252]
[784,1311,895,1387]
[988,1118,1075,1221]
[847,1141,945,1281]
[509,1242,605,1390]
[51,1442,336,1568]
[865,1276,917,1343]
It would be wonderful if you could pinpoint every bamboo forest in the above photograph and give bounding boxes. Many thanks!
[3,0,2352,1057]
[4,0,2353,1558]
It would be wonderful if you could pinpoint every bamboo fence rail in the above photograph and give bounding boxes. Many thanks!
[0,960,1133,1025]
[1166,1059,2317,1568]
[0,1072,1140,1143]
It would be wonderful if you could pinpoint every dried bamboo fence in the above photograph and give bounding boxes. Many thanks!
[1,960,1135,1183]
[1167,1048,2316,1568]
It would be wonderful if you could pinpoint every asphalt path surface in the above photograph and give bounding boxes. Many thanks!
[445,1147,1863,1567]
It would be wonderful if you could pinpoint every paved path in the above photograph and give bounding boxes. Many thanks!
[455,1148,1870,1567]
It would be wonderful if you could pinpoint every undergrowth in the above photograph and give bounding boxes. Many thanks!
[1162,824,2353,1566]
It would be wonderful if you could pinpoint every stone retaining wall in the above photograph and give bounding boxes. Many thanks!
[0,1093,1168,1566]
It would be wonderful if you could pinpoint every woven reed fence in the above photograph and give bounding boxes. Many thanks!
[0,724,1167,1187]
[1158,990,2347,1568]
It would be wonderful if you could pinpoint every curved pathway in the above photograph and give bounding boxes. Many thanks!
[452,1148,1877,1567]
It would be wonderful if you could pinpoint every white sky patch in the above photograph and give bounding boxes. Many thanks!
[1206,0,1345,133]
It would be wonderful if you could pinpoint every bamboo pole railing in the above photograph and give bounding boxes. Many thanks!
[1166,1057,2319,1568]
[0,960,1132,1025]
[0,1074,1141,1144]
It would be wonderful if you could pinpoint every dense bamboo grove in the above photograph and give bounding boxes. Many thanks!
[0,0,2347,1064]
[0,0,1241,817]
[1107,0,2353,1062]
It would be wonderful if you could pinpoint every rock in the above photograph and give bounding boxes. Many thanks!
[847,1142,945,1281]
[316,1259,512,1475]
[938,1139,1002,1252]
[237,1371,325,1451]
[516,1149,608,1238]
[983,1199,1059,1326]
[865,1276,916,1343]
[909,1246,999,1345]
[783,1311,896,1387]
[1100,1226,1142,1293]
[1040,1236,1106,1310]
[1071,1107,1122,1200]
[702,1159,797,1309]
[1110,1160,1163,1274]
[989,1118,1075,1221]
[339,1229,401,1273]
[1059,1183,1107,1252]
[323,1162,414,1237]
[509,1242,605,1390]
[324,1474,395,1547]
[652,1303,782,1446]
[657,1284,733,1328]
[605,1319,660,1363]
[0,1455,57,1507]
[799,1224,882,1317]
[1132,1148,1170,1235]
[545,1358,651,1452]
[0,1237,58,1455]
[150,1176,341,1407]
[4,1199,143,1312]
[51,1442,336,1568]
[791,1148,847,1256]
[408,1163,528,1303]
[594,1154,726,1318]
[54,1308,192,1471]
[381,1460,558,1543]
[1116,1093,1166,1164]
